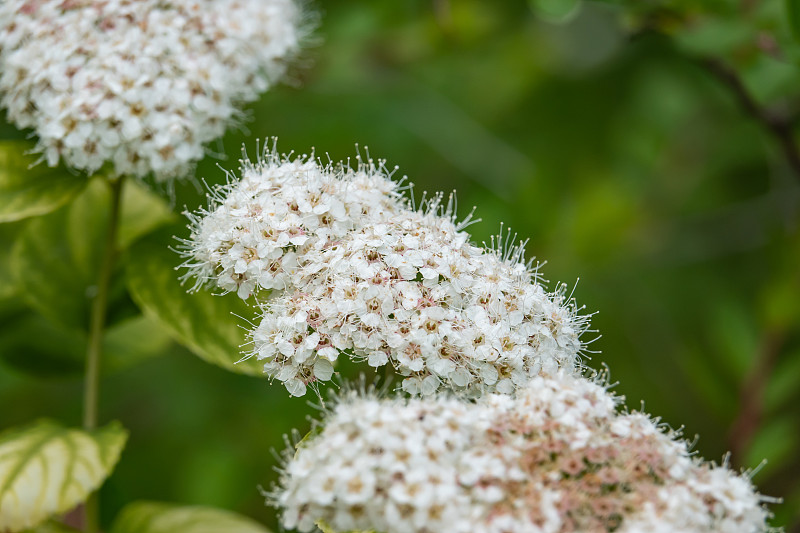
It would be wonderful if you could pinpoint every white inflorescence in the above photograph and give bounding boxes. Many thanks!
[0,0,302,180]
[275,373,770,533]
[182,149,588,397]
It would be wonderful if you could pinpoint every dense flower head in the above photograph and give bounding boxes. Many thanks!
[0,0,302,180]
[182,147,589,396]
[274,372,770,533]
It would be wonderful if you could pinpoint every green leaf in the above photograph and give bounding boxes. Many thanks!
[528,0,581,23]
[0,141,87,223]
[0,312,173,378]
[0,420,127,532]
[125,225,263,376]
[104,315,175,372]
[10,178,174,331]
[0,312,86,377]
[110,501,271,533]
[0,222,24,301]
[117,179,176,249]
[11,200,94,330]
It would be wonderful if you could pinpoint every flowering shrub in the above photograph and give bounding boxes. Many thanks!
[0,1,795,532]
[0,0,302,180]
[276,372,770,533]
[0,1,307,531]
[182,149,589,396]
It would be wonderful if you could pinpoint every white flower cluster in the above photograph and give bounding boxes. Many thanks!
[0,0,302,180]
[275,373,770,533]
[183,149,588,396]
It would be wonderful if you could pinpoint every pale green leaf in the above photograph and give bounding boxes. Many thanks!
[0,420,127,532]
[125,225,263,376]
[110,501,271,533]
[0,141,87,223]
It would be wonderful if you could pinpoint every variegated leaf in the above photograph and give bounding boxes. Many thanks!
[0,420,127,532]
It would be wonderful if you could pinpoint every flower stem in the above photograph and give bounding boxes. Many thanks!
[82,175,125,533]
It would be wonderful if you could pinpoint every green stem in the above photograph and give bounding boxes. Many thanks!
[82,175,125,533]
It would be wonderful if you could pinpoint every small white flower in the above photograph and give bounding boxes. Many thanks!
[272,372,772,533]
[183,146,591,397]
[0,0,305,180]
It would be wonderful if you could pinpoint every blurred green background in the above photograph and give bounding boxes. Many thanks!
[1,0,800,530]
